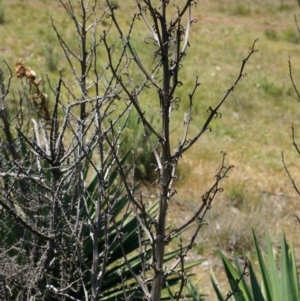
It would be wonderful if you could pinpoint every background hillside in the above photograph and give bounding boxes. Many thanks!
[1,0,300,299]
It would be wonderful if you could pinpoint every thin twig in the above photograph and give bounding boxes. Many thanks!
[282,152,300,197]
[288,57,300,100]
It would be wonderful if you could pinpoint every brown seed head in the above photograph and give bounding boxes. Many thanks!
[15,59,26,78]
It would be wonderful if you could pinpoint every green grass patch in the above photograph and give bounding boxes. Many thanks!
[232,3,252,16]
[264,29,280,41]
[282,28,300,44]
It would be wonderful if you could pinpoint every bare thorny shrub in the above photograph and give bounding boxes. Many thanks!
[0,1,257,300]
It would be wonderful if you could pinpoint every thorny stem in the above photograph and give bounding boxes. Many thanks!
[165,153,232,247]
[175,39,259,158]
[224,261,248,301]
[288,57,300,100]
[282,151,300,197]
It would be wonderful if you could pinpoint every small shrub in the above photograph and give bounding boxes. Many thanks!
[260,78,283,97]
[100,18,109,26]
[226,182,247,209]
[278,3,293,11]
[264,29,279,41]
[44,44,58,72]
[232,4,251,16]
[200,205,259,254]
[282,28,299,44]
[111,0,119,9]
[198,188,277,256]
[121,114,157,182]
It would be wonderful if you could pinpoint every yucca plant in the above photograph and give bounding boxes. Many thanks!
[184,282,206,301]
[0,117,201,300]
[121,113,158,182]
[211,230,300,301]
[0,63,202,300]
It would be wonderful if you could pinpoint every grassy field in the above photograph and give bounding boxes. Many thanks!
[2,0,300,299]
